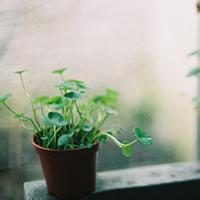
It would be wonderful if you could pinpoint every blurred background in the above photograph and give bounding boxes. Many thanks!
[0,0,198,199]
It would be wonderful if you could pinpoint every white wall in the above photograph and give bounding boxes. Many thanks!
[0,0,198,160]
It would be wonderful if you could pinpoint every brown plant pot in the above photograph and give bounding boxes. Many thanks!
[32,135,99,200]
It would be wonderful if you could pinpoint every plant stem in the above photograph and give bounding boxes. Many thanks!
[98,132,138,148]
[47,126,62,147]
[40,103,44,116]
[70,101,74,128]
[59,88,64,96]
[18,73,41,128]
[3,102,40,132]
[75,101,83,120]
[92,113,109,137]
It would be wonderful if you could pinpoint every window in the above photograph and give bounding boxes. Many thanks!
[0,1,197,199]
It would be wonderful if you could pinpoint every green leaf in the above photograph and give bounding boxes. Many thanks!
[64,91,82,100]
[54,104,65,110]
[41,136,48,140]
[43,116,53,126]
[52,68,67,75]
[63,129,74,137]
[0,93,12,103]
[68,79,86,89]
[134,128,152,145]
[58,134,70,147]
[53,97,67,110]
[33,96,49,104]
[56,81,75,90]
[46,112,68,126]
[92,88,118,106]
[106,88,119,97]
[96,134,107,143]
[187,67,200,77]
[121,140,132,157]
[46,96,62,104]
[188,50,200,57]
[14,70,26,74]
[82,123,93,132]
[56,80,86,91]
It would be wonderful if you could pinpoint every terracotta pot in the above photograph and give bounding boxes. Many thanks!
[32,135,99,200]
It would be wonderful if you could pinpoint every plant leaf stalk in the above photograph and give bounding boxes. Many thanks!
[3,102,40,132]
[18,73,41,130]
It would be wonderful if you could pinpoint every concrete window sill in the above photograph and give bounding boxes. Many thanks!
[24,162,200,200]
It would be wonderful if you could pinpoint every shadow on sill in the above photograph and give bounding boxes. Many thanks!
[83,180,200,200]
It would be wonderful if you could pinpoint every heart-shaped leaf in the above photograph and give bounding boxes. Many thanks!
[0,93,12,103]
[14,70,26,74]
[33,96,49,104]
[52,68,67,75]
[46,96,62,105]
[68,79,86,89]
[53,97,67,110]
[56,81,75,90]
[46,112,68,126]
[187,67,200,77]
[82,123,93,132]
[92,88,118,106]
[121,140,132,157]
[106,88,119,97]
[134,128,152,145]
[58,134,70,147]
[63,129,74,137]
[43,116,53,126]
[54,103,66,110]
[56,79,85,91]
[64,91,82,100]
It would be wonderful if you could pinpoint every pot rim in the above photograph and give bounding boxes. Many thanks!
[31,134,99,152]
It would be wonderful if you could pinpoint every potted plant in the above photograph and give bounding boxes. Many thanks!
[0,68,152,200]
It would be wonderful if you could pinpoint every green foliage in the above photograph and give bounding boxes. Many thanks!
[33,96,49,104]
[91,88,118,106]
[0,93,12,103]
[52,68,67,75]
[58,134,70,147]
[46,96,62,104]
[188,50,200,57]
[56,80,86,93]
[187,67,200,77]
[46,112,68,126]
[0,68,153,157]
[134,128,152,145]
[64,91,82,100]
[121,140,132,157]
[82,123,93,132]
[14,70,26,74]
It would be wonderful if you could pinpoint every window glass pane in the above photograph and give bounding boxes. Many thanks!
[0,0,197,199]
